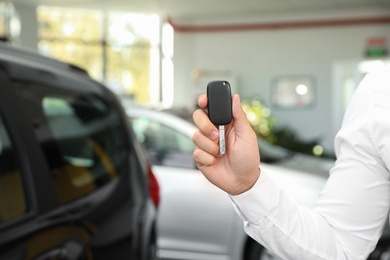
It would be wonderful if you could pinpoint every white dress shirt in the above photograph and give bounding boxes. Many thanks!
[230,67,390,260]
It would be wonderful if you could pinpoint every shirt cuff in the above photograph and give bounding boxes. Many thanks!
[229,170,280,223]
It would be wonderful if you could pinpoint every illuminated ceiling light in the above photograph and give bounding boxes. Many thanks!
[295,84,308,96]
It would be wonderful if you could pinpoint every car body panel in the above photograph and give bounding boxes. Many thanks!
[124,105,334,260]
[154,165,234,254]
[126,107,247,259]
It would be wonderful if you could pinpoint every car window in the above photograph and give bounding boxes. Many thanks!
[160,107,294,163]
[0,114,27,223]
[16,82,128,204]
[257,137,294,163]
[131,116,196,169]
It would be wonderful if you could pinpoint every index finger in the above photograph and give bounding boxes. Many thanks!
[193,108,219,142]
[197,94,208,109]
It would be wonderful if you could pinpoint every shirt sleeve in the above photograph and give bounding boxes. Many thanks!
[230,68,390,260]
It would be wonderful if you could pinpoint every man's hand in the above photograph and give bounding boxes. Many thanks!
[192,94,261,195]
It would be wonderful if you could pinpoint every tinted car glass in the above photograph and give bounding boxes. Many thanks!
[256,137,293,163]
[14,81,128,204]
[132,116,196,168]
[160,107,293,163]
[0,114,27,223]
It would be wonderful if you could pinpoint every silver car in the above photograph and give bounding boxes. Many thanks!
[122,103,338,260]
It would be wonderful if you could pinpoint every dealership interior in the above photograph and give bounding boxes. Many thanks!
[1,0,390,259]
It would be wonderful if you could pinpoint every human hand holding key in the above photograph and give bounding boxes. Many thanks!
[192,81,261,195]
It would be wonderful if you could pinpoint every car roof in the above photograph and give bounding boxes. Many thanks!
[0,42,88,76]
[125,105,198,138]
[0,42,109,95]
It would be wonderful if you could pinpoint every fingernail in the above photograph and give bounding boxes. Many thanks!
[210,131,219,140]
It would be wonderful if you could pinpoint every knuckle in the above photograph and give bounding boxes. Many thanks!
[192,130,201,144]
[192,109,203,123]
[192,148,199,160]
[192,148,203,163]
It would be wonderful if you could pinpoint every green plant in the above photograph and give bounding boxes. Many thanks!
[242,98,335,159]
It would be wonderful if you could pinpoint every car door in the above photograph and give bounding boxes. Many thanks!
[0,46,159,259]
[0,76,92,260]
[131,112,235,258]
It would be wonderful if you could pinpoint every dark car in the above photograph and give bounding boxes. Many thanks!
[0,42,159,260]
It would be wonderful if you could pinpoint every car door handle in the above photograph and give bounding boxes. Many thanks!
[35,240,85,260]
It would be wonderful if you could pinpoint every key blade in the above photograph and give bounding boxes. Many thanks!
[219,125,225,155]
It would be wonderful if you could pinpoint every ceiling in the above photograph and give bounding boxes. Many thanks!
[10,0,390,19]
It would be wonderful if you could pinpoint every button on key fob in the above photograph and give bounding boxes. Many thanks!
[207,80,232,154]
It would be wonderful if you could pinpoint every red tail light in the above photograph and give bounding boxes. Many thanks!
[147,165,160,208]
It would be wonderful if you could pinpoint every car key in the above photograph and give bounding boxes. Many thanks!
[207,80,233,155]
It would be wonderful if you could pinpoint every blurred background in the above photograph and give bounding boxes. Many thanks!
[1,0,389,157]
[1,1,390,259]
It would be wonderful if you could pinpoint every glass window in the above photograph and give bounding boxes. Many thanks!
[16,82,128,204]
[0,114,27,223]
[131,116,196,169]
[37,7,104,81]
[37,6,161,105]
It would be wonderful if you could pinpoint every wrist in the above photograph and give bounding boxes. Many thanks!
[231,166,261,196]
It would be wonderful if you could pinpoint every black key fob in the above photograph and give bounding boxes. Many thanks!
[207,80,232,125]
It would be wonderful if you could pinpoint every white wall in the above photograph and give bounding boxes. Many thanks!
[172,9,390,151]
